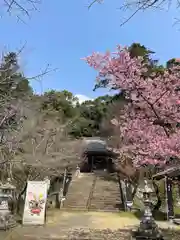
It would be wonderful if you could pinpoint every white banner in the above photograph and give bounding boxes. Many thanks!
[23,181,48,225]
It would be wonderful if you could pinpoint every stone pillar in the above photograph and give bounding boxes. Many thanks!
[120,180,127,211]
[125,179,133,211]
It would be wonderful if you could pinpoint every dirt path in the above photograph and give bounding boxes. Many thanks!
[2,211,180,240]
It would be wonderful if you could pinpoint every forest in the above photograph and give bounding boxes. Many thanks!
[0,42,178,194]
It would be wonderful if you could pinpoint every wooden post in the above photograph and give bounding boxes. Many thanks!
[165,176,174,221]
[92,156,94,172]
[106,157,108,172]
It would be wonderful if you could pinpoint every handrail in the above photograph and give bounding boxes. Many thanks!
[86,175,97,211]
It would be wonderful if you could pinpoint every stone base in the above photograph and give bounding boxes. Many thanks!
[131,229,164,240]
[0,214,17,231]
[131,218,164,240]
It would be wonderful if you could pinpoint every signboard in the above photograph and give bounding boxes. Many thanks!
[23,181,48,225]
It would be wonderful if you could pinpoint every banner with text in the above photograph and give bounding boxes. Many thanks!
[23,181,48,225]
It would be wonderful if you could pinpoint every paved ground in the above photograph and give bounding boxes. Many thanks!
[1,211,180,239]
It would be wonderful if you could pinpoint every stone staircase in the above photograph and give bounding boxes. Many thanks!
[88,172,122,212]
[62,172,95,211]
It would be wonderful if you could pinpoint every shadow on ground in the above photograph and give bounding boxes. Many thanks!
[133,209,180,221]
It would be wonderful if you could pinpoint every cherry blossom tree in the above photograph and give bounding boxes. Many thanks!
[83,46,180,167]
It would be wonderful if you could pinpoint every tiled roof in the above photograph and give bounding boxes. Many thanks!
[153,164,180,180]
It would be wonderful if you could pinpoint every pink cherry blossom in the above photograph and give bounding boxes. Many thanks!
[83,46,180,166]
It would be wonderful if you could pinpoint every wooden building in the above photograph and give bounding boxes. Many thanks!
[80,138,119,173]
[153,163,180,223]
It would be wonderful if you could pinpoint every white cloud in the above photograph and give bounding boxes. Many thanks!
[75,94,92,104]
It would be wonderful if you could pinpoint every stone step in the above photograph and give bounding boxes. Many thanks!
[65,198,89,200]
[94,192,119,194]
[94,188,119,190]
[63,206,87,209]
[66,192,92,195]
[88,178,121,211]
[90,203,120,206]
[68,188,93,190]
[61,208,88,211]
[93,189,119,191]
[89,206,120,209]
[65,195,90,198]
[91,198,120,200]
[90,207,121,210]
[90,198,120,201]
[64,202,87,205]
[65,191,91,195]
[90,201,120,204]
[93,190,119,192]
[95,185,119,187]
[63,173,121,212]
[92,191,118,194]
[65,195,90,199]
[64,202,88,206]
[91,195,120,197]
[71,179,94,182]
[63,204,87,207]
[91,195,120,198]
[96,184,119,186]
[88,208,120,212]
[93,190,120,196]
[70,185,94,188]
[70,185,93,187]
[89,203,121,206]
[62,207,87,211]
[91,198,120,201]
[92,192,120,194]
[91,197,120,199]
[63,175,95,210]
[89,204,120,208]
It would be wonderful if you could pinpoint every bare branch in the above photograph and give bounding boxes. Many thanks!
[27,64,58,81]
[1,0,41,20]
[88,0,103,9]
[88,0,174,26]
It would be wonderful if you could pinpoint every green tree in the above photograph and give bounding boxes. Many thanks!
[41,90,78,121]
[128,43,154,60]
[0,52,33,99]
[0,51,34,178]
[166,58,180,68]
[69,93,125,138]
[0,52,33,135]
[129,43,165,77]
[69,117,96,138]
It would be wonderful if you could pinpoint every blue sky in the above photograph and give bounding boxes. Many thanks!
[0,0,179,99]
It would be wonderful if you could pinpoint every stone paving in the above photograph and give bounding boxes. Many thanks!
[1,211,180,240]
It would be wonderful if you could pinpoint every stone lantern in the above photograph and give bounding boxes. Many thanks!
[132,180,164,240]
[0,180,17,230]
